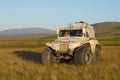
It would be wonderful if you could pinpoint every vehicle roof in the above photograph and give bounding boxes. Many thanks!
[58,25,93,30]
[58,27,82,30]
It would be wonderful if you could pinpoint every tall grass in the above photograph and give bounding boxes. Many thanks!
[0,46,120,80]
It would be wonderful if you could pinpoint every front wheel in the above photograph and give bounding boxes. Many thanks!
[74,46,92,65]
[41,47,58,65]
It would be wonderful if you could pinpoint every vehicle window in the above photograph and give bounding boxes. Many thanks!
[59,30,82,37]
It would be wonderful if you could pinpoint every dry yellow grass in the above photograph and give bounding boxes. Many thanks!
[0,46,120,80]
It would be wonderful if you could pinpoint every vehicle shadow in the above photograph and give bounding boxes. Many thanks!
[13,50,73,65]
[13,51,42,64]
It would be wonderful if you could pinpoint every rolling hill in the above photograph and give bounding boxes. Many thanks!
[93,22,120,32]
[93,22,120,40]
[0,28,54,36]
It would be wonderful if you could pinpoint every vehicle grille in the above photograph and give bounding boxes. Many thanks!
[60,43,69,51]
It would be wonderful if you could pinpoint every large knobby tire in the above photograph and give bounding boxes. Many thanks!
[74,46,92,65]
[94,46,101,63]
[41,47,57,65]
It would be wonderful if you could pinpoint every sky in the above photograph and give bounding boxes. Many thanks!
[0,0,120,31]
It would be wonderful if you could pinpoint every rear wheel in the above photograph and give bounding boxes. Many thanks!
[94,46,101,63]
[41,47,58,65]
[74,46,92,65]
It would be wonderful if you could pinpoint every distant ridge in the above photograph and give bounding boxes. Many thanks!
[0,28,54,36]
[92,22,120,31]
[92,22,120,40]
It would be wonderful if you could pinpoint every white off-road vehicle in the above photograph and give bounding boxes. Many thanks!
[42,21,101,65]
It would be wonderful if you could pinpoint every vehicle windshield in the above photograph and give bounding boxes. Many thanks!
[59,30,82,37]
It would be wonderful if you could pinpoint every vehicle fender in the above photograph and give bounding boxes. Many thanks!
[89,40,99,54]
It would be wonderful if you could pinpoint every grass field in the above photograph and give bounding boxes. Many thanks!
[0,36,55,47]
[0,46,120,80]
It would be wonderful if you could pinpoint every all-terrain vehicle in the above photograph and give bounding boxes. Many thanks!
[41,21,101,65]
